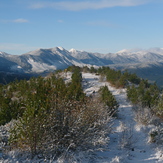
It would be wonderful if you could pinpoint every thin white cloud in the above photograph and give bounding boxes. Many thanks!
[30,0,150,11]
[0,18,29,23]
[58,19,64,23]
[13,18,29,23]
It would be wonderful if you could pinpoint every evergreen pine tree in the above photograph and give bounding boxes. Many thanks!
[99,86,119,115]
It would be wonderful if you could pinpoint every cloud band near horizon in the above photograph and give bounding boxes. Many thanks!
[30,0,151,11]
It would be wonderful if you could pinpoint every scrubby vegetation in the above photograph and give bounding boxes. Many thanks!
[0,66,116,160]
[126,74,163,145]
[82,66,141,88]
[127,80,161,120]
[82,65,163,146]
[1,65,163,161]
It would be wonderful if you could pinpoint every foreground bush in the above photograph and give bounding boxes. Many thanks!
[9,96,112,159]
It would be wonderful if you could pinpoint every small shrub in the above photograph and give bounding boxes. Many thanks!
[134,106,154,125]
[149,126,163,144]
[119,122,136,150]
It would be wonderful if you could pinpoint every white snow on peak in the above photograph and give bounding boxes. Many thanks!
[116,49,131,54]
[116,48,146,55]
[146,48,163,55]
[0,51,10,56]
[69,48,78,54]
[69,48,85,53]
[57,47,64,51]
[0,51,5,55]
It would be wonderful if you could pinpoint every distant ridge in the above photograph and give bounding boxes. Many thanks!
[1,47,163,86]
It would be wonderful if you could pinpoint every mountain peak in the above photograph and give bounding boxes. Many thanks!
[0,51,10,56]
[116,49,131,54]
[56,47,64,51]
[69,48,77,53]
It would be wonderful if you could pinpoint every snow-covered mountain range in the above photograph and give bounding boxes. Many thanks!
[1,47,163,85]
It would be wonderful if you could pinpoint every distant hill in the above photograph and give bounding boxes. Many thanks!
[0,47,163,86]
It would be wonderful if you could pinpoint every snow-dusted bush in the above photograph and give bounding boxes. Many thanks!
[40,97,112,158]
[0,120,17,153]
[9,96,112,160]
[133,106,155,125]
[119,122,136,150]
[149,125,163,144]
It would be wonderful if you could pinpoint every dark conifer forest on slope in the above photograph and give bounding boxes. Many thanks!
[0,65,163,161]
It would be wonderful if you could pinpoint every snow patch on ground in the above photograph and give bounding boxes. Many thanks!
[82,73,163,163]
[10,65,23,72]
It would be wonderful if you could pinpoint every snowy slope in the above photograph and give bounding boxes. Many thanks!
[82,73,163,163]
[1,47,163,74]
[0,47,84,73]
[69,48,110,66]
[1,47,163,86]
[21,47,84,72]
[69,48,163,65]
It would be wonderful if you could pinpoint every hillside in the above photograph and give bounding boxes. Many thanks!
[1,69,163,162]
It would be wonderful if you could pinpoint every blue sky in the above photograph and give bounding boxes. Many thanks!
[0,0,163,55]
